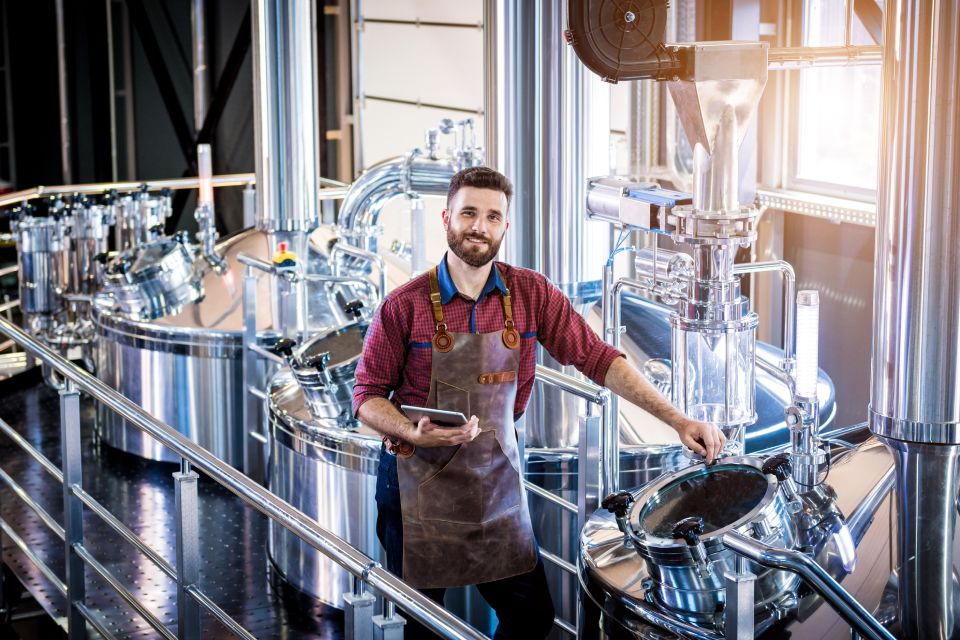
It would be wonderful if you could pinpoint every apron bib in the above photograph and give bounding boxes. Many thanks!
[395,265,537,589]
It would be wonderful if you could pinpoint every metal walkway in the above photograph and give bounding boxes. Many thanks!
[0,368,344,639]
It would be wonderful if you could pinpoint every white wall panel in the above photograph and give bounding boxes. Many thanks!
[362,0,483,23]
[361,22,484,110]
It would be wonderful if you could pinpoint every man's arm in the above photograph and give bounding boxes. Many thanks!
[356,397,479,447]
[532,276,725,462]
[603,357,726,462]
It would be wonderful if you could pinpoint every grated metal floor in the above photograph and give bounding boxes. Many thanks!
[0,368,345,639]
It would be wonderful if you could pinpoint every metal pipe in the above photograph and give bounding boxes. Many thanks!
[330,241,386,299]
[251,0,321,234]
[76,602,119,640]
[336,153,460,254]
[869,2,960,635]
[75,544,178,640]
[846,464,895,545]
[523,480,578,514]
[766,45,882,70]
[54,0,71,184]
[106,0,118,181]
[0,174,347,208]
[732,260,796,363]
[185,585,256,640]
[539,547,577,575]
[722,531,895,640]
[534,363,606,405]
[71,485,176,580]
[0,519,67,596]
[191,0,209,132]
[0,468,65,540]
[0,417,63,482]
[0,316,489,640]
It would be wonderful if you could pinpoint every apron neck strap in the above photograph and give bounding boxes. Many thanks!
[428,263,520,350]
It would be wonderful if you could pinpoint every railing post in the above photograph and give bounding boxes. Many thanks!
[343,575,375,640]
[174,459,201,639]
[372,598,406,640]
[60,378,86,640]
[577,407,602,533]
[242,264,266,482]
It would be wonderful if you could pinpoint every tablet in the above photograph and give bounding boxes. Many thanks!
[400,405,469,427]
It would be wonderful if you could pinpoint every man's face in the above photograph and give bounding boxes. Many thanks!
[442,186,510,267]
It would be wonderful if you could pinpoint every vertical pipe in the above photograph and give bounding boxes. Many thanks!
[106,0,118,181]
[251,0,321,235]
[350,0,364,174]
[54,0,71,184]
[191,0,209,133]
[869,0,960,638]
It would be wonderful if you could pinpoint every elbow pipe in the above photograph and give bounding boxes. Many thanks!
[336,152,466,252]
[733,260,796,365]
[722,531,895,640]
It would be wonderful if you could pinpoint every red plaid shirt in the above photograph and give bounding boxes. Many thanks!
[353,255,623,420]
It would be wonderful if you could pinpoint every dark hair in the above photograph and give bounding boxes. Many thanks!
[446,166,513,209]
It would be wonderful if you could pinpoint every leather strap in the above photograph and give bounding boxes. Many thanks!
[427,267,445,326]
[478,370,517,384]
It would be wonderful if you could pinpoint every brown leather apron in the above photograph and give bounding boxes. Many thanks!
[395,265,538,589]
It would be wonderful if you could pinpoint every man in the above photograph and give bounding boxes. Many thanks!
[353,167,725,639]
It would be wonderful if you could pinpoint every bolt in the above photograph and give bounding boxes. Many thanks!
[624,11,636,23]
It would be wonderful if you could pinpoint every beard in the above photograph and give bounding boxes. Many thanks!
[446,227,503,267]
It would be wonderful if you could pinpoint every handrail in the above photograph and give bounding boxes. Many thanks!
[0,314,489,640]
[723,531,895,640]
[534,364,608,405]
[0,173,350,208]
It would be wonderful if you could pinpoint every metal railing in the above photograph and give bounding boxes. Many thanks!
[0,314,489,640]
[522,364,611,637]
[236,251,382,480]
[0,173,349,208]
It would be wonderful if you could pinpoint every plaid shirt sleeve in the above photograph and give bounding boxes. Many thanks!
[536,276,624,386]
[352,296,409,416]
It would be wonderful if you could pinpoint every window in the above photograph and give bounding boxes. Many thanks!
[790,0,881,197]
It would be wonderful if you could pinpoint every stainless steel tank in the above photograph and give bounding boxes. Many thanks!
[266,367,382,606]
[15,215,66,317]
[94,229,285,465]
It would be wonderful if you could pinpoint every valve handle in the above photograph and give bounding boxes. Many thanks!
[269,338,297,358]
[762,453,793,483]
[601,491,635,518]
[343,299,364,318]
[672,516,705,547]
[302,350,331,370]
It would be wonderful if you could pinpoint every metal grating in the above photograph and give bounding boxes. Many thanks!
[0,369,344,639]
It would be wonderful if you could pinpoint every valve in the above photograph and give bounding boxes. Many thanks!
[601,490,634,518]
[673,516,712,578]
[269,338,297,359]
[762,454,793,482]
[602,490,636,547]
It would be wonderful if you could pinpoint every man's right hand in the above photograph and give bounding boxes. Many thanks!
[410,415,481,447]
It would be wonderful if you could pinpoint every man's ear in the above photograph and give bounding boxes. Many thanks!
[441,208,450,228]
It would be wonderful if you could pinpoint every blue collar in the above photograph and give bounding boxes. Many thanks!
[437,254,508,304]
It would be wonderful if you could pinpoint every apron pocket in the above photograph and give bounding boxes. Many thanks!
[435,380,471,418]
[482,437,522,522]
[417,445,483,524]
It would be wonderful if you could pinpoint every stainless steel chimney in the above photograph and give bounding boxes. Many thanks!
[870,1,960,637]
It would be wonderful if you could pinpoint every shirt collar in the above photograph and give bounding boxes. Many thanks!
[437,254,508,304]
